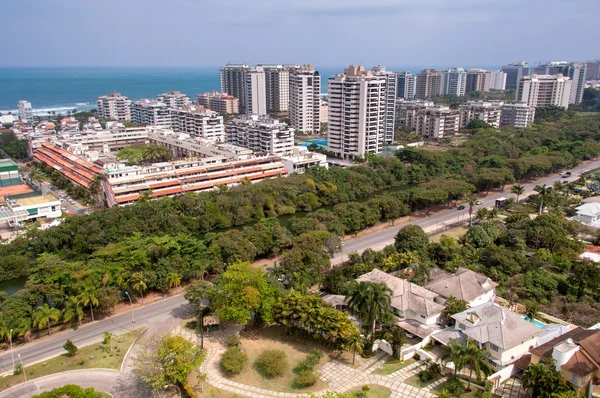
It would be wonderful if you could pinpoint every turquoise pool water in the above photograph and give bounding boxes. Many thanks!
[524,317,545,328]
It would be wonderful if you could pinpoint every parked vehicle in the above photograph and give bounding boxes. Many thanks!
[476,200,483,205]
[457,205,466,210]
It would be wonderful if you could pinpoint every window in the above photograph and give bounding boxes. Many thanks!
[489,343,500,352]
[570,373,579,384]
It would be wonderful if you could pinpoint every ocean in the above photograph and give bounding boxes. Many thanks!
[0,67,343,115]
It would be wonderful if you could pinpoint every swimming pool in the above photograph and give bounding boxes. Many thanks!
[524,317,546,328]
[309,139,328,145]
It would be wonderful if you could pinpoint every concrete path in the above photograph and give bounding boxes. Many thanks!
[173,326,437,398]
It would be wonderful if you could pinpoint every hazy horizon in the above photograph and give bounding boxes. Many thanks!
[1,0,598,68]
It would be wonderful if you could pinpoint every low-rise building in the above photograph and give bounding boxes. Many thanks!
[280,146,327,175]
[424,268,497,307]
[500,103,535,129]
[575,203,600,225]
[53,127,149,153]
[226,115,294,156]
[168,105,225,141]
[196,92,239,114]
[2,194,62,223]
[415,106,460,140]
[458,101,503,129]
[356,269,445,339]
[527,328,600,396]
[395,99,435,128]
[131,99,171,126]
[451,303,542,370]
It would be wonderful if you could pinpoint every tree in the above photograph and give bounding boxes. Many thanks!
[211,262,277,326]
[165,272,182,292]
[525,300,540,323]
[534,184,550,215]
[522,357,573,398]
[63,339,78,356]
[464,340,493,391]
[78,286,99,322]
[511,184,525,202]
[476,208,488,223]
[441,340,466,377]
[32,384,101,398]
[466,195,476,226]
[33,304,61,335]
[132,333,205,392]
[394,225,429,256]
[130,272,148,303]
[444,296,468,324]
[184,280,213,348]
[62,296,84,326]
[346,281,392,341]
[346,330,365,365]
[466,120,492,130]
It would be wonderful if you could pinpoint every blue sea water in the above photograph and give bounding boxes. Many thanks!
[0,67,342,114]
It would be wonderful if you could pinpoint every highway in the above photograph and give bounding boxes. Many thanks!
[331,159,600,266]
[0,295,190,375]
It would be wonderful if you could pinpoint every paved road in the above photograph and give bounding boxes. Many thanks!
[0,295,191,375]
[331,160,600,266]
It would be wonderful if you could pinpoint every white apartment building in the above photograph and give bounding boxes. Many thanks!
[490,70,507,90]
[281,146,328,175]
[168,105,225,141]
[564,63,587,104]
[17,100,33,123]
[226,114,294,156]
[396,71,416,99]
[328,65,391,159]
[458,101,503,129]
[263,65,298,112]
[415,106,460,140]
[395,99,435,128]
[532,61,568,75]
[220,64,251,112]
[466,69,491,93]
[319,100,329,127]
[96,92,132,121]
[416,70,444,99]
[289,65,321,133]
[372,66,397,144]
[196,92,239,114]
[500,103,535,129]
[131,99,172,126]
[516,74,573,108]
[443,68,467,96]
[246,69,267,115]
[156,90,191,108]
[53,127,149,153]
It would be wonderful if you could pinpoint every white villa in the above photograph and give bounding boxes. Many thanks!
[575,203,600,225]
[425,268,497,307]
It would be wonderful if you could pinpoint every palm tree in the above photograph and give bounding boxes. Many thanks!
[466,195,476,226]
[444,295,468,325]
[346,281,392,341]
[441,340,467,377]
[78,287,100,322]
[0,315,10,343]
[487,208,499,220]
[553,181,564,193]
[33,304,61,335]
[525,300,540,323]
[511,184,525,203]
[347,330,366,365]
[534,184,550,215]
[62,296,84,326]
[464,340,493,392]
[476,208,488,223]
[130,272,148,303]
[166,272,182,293]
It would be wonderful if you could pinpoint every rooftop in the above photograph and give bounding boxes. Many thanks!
[15,194,60,207]
[424,267,498,302]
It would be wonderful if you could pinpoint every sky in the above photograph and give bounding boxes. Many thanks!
[1,0,598,69]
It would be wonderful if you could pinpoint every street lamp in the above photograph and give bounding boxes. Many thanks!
[164,384,182,398]
[125,291,135,329]
[17,354,29,395]
[9,329,14,370]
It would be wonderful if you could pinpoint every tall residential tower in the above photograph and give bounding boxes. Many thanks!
[289,65,321,133]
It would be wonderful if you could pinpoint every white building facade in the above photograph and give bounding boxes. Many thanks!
[96,93,132,121]
[131,99,171,126]
[245,69,267,116]
[226,115,294,156]
[17,100,33,123]
[156,90,191,108]
[458,101,503,129]
[289,65,321,133]
[516,74,573,108]
[490,70,507,90]
[169,105,225,141]
[500,103,536,129]
[443,68,467,96]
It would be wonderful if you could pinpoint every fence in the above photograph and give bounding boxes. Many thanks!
[424,218,470,237]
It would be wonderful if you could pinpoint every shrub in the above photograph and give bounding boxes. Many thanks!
[447,376,466,395]
[220,347,248,375]
[63,340,78,357]
[294,349,324,373]
[413,353,420,360]
[255,349,288,378]
[293,369,317,388]
[225,334,241,348]
[419,370,433,383]
[31,384,99,398]
[362,344,373,358]
[13,363,22,375]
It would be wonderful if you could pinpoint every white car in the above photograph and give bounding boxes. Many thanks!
[476,200,483,205]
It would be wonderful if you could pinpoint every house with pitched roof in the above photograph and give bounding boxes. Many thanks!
[575,203,600,224]
[424,268,498,307]
[450,302,543,370]
[525,328,600,395]
[356,269,445,339]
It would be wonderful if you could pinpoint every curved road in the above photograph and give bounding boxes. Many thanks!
[0,295,191,375]
[331,160,600,265]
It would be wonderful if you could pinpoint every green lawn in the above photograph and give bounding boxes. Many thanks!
[0,329,143,392]
[373,358,416,375]
[404,373,444,389]
[347,385,391,398]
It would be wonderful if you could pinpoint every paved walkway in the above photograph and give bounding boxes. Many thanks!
[495,377,526,398]
[173,326,437,398]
